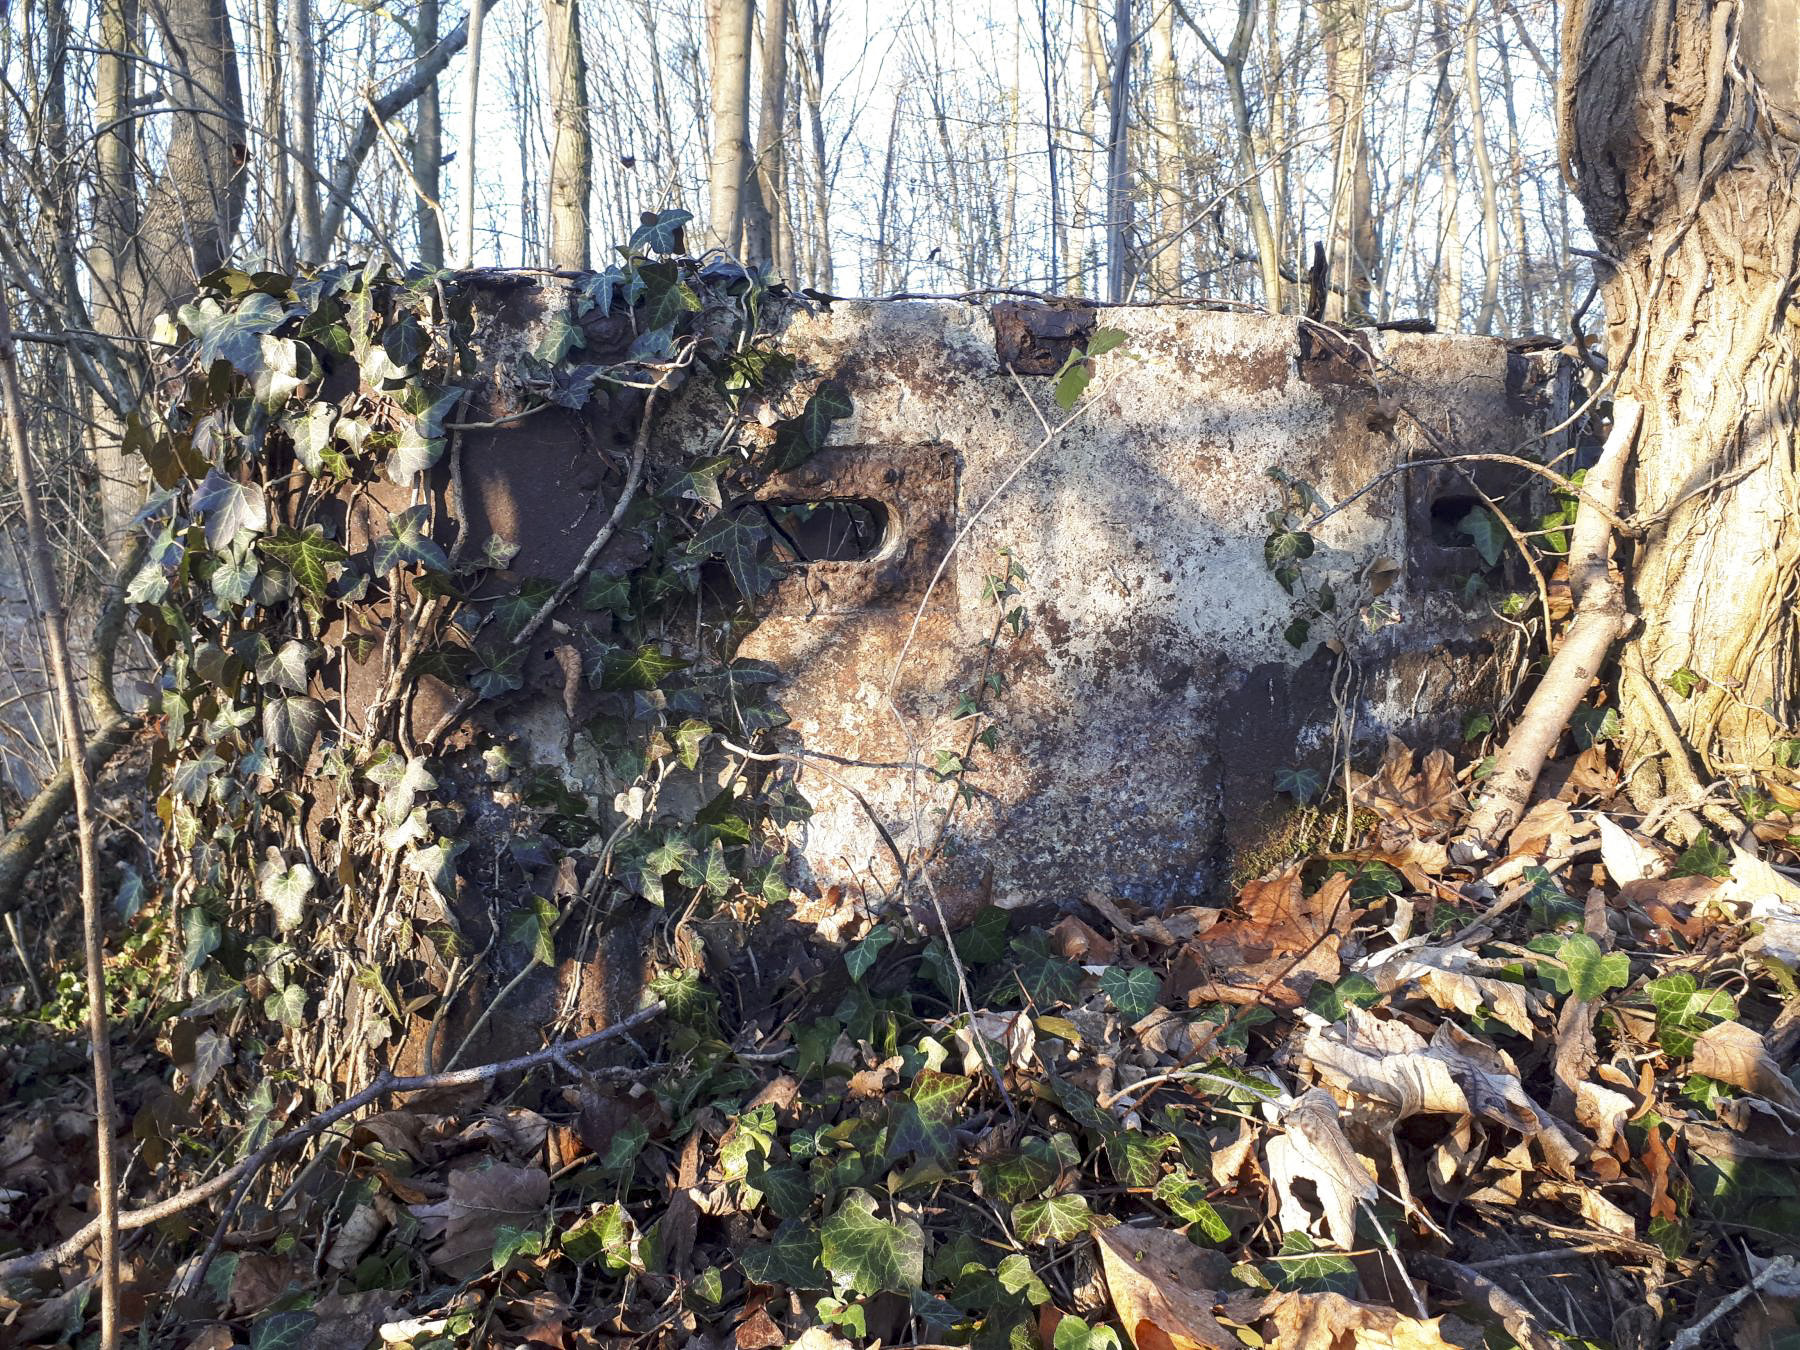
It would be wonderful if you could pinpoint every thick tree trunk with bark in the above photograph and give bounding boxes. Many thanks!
[1564,0,1799,805]
[413,0,444,268]
[741,0,790,273]
[1319,0,1377,321]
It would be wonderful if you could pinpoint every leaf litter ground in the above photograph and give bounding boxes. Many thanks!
[4,738,1800,1349]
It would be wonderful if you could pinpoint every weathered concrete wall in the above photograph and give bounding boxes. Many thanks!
[369,286,1559,930]
[722,300,1554,916]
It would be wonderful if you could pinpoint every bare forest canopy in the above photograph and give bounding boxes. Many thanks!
[1,1,1799,1350]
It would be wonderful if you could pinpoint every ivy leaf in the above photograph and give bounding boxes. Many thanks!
[1099,966,1161,1020]
[257,850,317,931]
[1673,835,1731,879]
[820,1189,925,1294]
[977,1137,1063,1204]
[563,1203,635,1270]
[887,1071,972,1164]
[191,469,270,549]
[1263,1231,1358,1294]
[255,638,314,693]
[845,925,897,982]
[1104,1130,1169,1188]
[288,402,338,475]
[264,984,308,1028]
[506,896,559,967]
[1647,974,1738,1055]
[796,380,853,450]
[1012,1193,1092,1245]
[996,1253,1051,1305]
[1274,765,1323,803]
[490,578,556,641]
[372,505,450,574]
[1557,934,1631,1001]
[601,644,690,691]
[688,508,778,599]
[247,1310,319,1350]
[181,907,221,971]
[678,838,734,898]
[386,422,443,484]
[171,754,225,804]
[264,695,326,760]
[1153,1169,1230,1240]
[1010,932,1083,1007]
[1304,972,1382,1021]
[367,750,437,827]
[491,1223,546,1270]
[535,311,586,364]
[1457,505,1506,567]
[629,208,693,254]
[641,271,702,333]
[259,525,347,597]
[579,572,633,614]
[747,1159,815,1220]
[180,292,287,375]
[741,1218,826,1288]
[209,545,259,607]
[1571,703,1622,750]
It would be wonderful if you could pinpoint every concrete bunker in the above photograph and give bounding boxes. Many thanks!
[349,282,1567,931]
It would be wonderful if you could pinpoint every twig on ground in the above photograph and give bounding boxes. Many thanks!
[1668,1253,1796,1350]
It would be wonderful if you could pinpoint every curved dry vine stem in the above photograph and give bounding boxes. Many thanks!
[0,279,120,1346]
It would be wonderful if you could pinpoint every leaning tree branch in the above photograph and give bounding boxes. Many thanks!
[1459,398,1643,852]
[0,279,122,1346]
[0,532,146,917]
[0,1000,666,1284]
[318,14,472,254]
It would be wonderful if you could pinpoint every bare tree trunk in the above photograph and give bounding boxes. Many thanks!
[1462,0,1501,334]
[741,0,790,271]
[795,0,833,287]
[459,0,489,266]
[1493,14,1533,332]
[413,0,444,268]
[1560,0,1800,808]
[1187,0,1284,311]
[1431,0,1462,331]
[1150,3,1181,295]
[1319,0,1376,322]
[544,0,592,269]
[289,0,322,261]
[706,0,755,257]
[1103,0,1132,300]
[260,0,291,267]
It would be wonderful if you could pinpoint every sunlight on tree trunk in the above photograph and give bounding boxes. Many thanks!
[1561,0,1800,808]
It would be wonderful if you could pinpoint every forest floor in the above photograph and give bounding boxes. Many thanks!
[3,735,1800,1350]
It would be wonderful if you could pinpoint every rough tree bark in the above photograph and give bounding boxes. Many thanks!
[544,0,592,269]
[1470,0,1799,845]
[1104,0,1133,300]
[413,0,444,268]
[1569,0,1799,802]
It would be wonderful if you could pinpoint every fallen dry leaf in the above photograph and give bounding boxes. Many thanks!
[427,1162,550,1278]
[1367,945,1541,1038]
[1690,1020,1800,1113]
[1595,814,1665,885]
[1303,1010,1584,1176]
[1096,1224,1237,1350]
[1267,1090,1376,1251]
[1255,1289,1459,1349]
